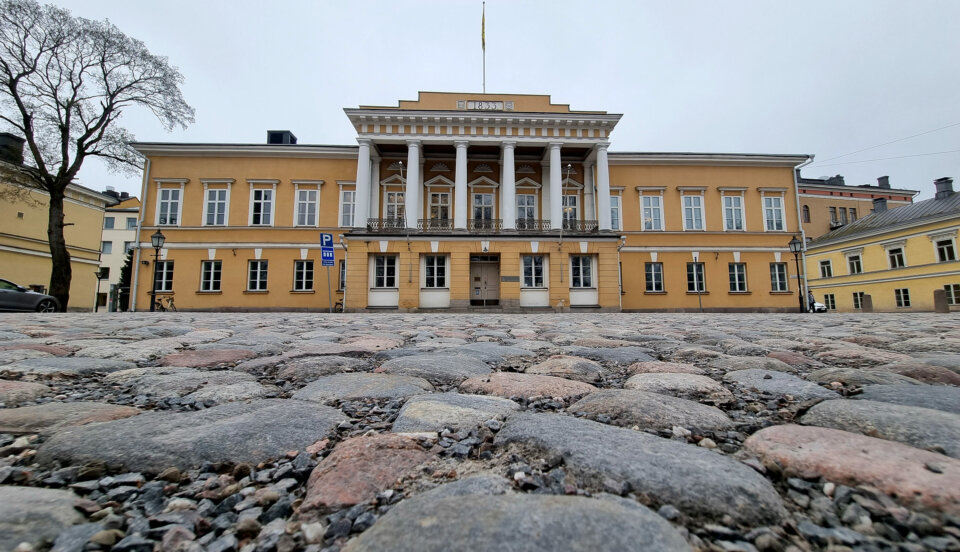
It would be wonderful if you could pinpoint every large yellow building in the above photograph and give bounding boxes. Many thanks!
[797,174,917,239]
[131,93,811,312]
[0,133,112,311]
[805,178,960,312]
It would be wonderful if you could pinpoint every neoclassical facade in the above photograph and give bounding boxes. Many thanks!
[132,92,811,312]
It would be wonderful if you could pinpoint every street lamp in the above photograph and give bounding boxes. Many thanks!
[149,230,165,312]
[788,235,805,313]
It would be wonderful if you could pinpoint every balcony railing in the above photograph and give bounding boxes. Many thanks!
[418,218,453,232]
[468,219,502,232]
[362,218,599,234]
[366,218,406,232]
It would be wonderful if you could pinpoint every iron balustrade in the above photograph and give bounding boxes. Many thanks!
[418,218,453,232]
[361,218,599,234]
[365,218,406,232]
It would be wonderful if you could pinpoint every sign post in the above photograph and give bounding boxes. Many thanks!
[320,233,335,313]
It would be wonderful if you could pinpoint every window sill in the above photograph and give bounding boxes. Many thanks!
[686,291,710,295]
[370,288,399,291]
[728,291,752,295]
[769,291,793,295]
[569,287,598,291]
[521,287,549,291]
[290,290,315,294]
[643,291,666,295]
[421,287,450,291]
[196,290,222,294]
[243,290,269,294]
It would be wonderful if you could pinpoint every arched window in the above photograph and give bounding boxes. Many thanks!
[802,205,810,223]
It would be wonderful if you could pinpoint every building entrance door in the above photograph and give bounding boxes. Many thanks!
[469,254,500,306]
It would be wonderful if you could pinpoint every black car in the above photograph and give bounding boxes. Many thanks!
[0,278,59,312]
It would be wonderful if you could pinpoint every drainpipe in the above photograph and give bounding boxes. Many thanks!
[792,155,815,300]
[131,157,151,311]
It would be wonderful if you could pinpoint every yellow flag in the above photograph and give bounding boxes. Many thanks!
[481,2,485,51]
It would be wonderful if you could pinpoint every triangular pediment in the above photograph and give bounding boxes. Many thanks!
[468,176,499,188]
[425,175,455,187]
[516,177,541,188]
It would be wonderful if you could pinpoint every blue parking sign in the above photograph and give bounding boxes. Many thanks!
[321,247,335,266]
[320,233,333,247]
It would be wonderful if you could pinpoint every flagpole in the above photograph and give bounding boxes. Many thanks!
[482,2,486,93]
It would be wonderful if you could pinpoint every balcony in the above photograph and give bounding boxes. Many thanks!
[361,218,600,235]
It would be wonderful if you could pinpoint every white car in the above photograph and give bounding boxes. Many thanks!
[811,302,828,313]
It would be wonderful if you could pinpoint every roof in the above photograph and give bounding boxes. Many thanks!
[809,192,960,248]
[609,152,811,167]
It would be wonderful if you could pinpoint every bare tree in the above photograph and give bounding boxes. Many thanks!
[0,0,193,309]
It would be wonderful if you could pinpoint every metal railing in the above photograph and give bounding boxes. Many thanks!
[366,218,406,232]
[418,218,453,232]
[362,218,599,234]
[467,219,502,232]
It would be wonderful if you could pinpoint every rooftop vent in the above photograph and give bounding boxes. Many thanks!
[267,130,297,145]
[935,177,954,200]
[873,197,888,213]
[877,176,890,189]
[826,175,845,186]
[0,132,25,165]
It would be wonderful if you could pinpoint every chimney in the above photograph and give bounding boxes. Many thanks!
[935,177,954,200]
[0,133,25,165]
[827,175,846,186]
[267,130,297,145]
[873,198,888,212]
[877,176,890,189]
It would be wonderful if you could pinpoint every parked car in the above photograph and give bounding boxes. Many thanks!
[811,301,828,313]
[0,278,59,312]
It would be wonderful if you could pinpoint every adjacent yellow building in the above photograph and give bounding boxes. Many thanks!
[0,133,112,311]
[797,174,917,239]
[131,93,811,312]
[805,178,960,312]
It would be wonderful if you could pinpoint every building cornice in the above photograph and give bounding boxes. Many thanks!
[609,153,811,167]
[130,143,359,159]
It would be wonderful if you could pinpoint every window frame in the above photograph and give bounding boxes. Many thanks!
[156,186,183,226]
[824,293,836,310]
[562,194,579,227]
[101,241,113,254]
[516,194,537,222]
[338,260,347,291]
[852,291,864,309]
[894,288,911,308]
[801,205,810,223]
[682,193,704,231]
[770,262,788,292]
[249,186,275,226]
[936,238,957,263]
[385,190,406,222]
[126,217,137,230]
[722,193,745,231]
[247,260,269,291]
[204,187,230,226]
[103,216,115,229]
[728,262,748,292]
[819,260,833,278]
[295,187,319,227]
[154,260,174,292]
[944,284,960,305]
[293,259,314,291]
[429,192,450,222]
[339,189,356,227]
[762,193,785,232]
[686,262,705,292]
[422,255,448,289]
[887,246,906,269]
[473,192,495,221]
[641,193,664,231]
[373,255,398,288]
[645,262,664,292]
[847,254,862,275]
[570,255,594,289]
[200,260,222,292]
[522,255,546,288]
[609,194,622,231]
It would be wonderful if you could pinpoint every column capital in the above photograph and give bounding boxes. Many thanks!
[595,142,610,152]
[501,141,517,150]
[548,141,564,150]
[357,137,373,147]
[454,140,470,149]
[406,139,421,148]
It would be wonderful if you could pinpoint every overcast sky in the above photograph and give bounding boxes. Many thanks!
[52,0,960,201]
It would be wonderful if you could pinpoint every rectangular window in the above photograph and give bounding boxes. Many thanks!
[251,189,273,225]
[723,195,744,231]
[888,247,906,268]
[764,196,785,231]
[562,195,579,228]
[158,189,180,225]
[340,190,356,227]
[296,189,318,227]
[729,263,747,292]
[849,208,857,222]
[945,284,960,305]
[517,194,536,222]
[683,195,704,230]
[610,196,621,230]
[473,193,494,220]
[293,260,314,291]
[895,288,911,308]
[98,267,110,279]
[819,260,833,278]
[848,255,862,274]
[386,191,405,221]
[424,255,446,288]
[770,263,788,292]
[642,195,663,230]
[103,216,115,229]
[838,207,848,225]
[522,255,545,288]
[570,255,593,288]
[645,262,664,292]
[200,260,221,292]
[338,260,347,291]
[687,262,705,292]
[937,239,957,262]
[154,261,173,292]
[126,217,137,230]
[824,293,836,310]
[853,291,864,309]
[101,241,113,254]
[374,255,397,288]
[828,206,837,225]
[123,241,134,254]
[205,189,228,226]
[248,260,268,291]
[429,193,449,222]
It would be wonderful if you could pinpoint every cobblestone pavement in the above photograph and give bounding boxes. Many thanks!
[1,312,959,552]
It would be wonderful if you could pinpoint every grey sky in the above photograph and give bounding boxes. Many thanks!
[52,0,960,201]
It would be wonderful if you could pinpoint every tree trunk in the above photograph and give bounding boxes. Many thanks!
[47,190,72,311]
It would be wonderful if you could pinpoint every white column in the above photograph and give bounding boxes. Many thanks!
[583,161,596,222]
[405,140,421,229]
[596,142,612,230]
[369,158,380,220]
[549,142,563,230]
[502,141,517,230]
[454,141,468,229]
[354,139,372,228]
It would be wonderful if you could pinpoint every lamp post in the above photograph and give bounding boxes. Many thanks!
[788,235,805,313]
[149,230,165,312]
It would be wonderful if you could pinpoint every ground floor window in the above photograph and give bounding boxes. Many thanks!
[339,260,347,291]
[424,255,447,288]
[570,255,593,288]
[770,263,788,292]
[154,261,173,292]
[894,288,910,308]
[823,293,836,310]
[522,255,545,288]
[687,262,705,292]
[200,260,221,292]
[852,291,864,309]
[645,262,663,292]
[374,255,397,288]
[248,260,268,291]
[945,284,960,305]
[729,263,747,292]
[294,260,314,291]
